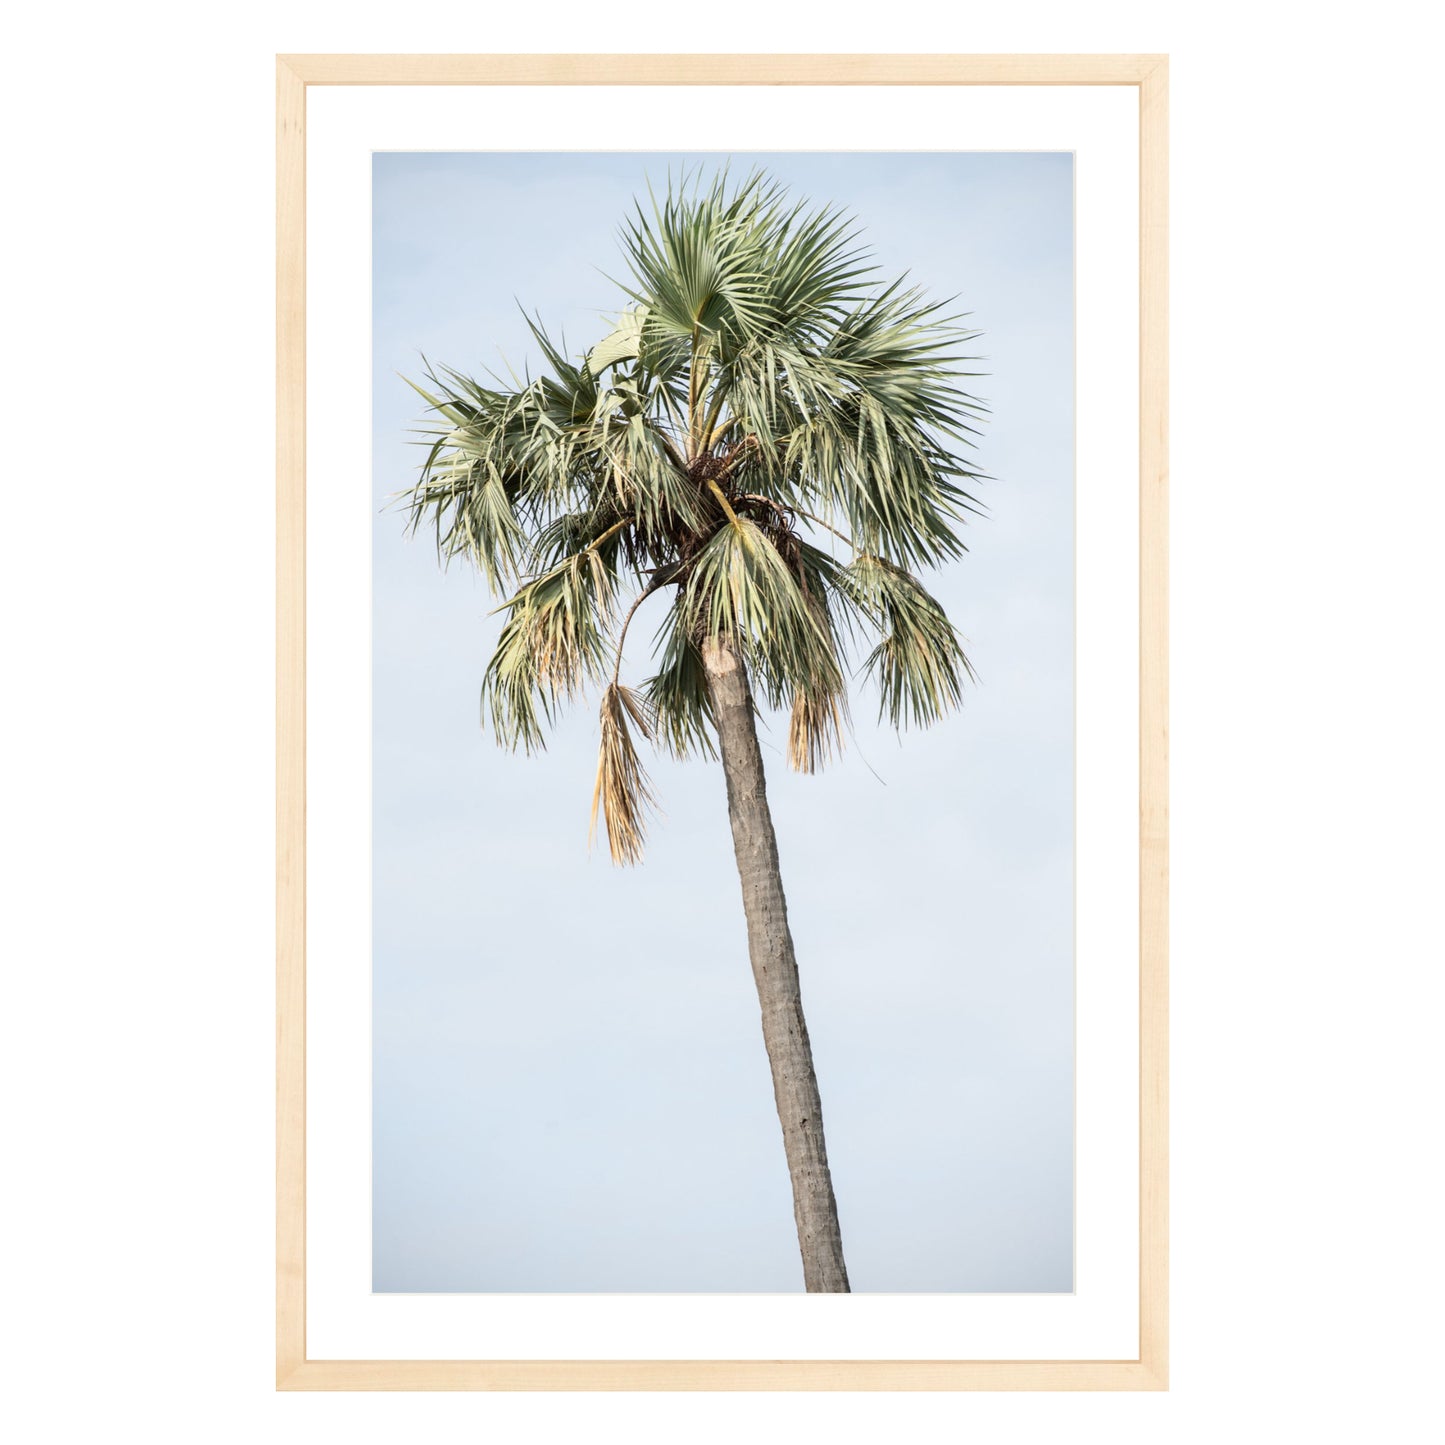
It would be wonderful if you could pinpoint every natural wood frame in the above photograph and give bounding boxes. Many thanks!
[276,52,1168,1392]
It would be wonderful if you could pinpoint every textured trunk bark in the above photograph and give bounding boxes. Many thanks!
[702,636,850,1293]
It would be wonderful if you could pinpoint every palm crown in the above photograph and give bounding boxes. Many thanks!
[405,169,987,865]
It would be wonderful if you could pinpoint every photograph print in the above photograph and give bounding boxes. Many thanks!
[371,150,1074,1294]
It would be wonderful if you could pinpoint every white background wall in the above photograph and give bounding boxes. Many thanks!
[3,2,1440,1441]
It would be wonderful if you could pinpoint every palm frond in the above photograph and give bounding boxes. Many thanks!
[585,304,649,377]
[589,683,656,866]
[402,374,529,589]
[787,685,847,774]
[619,169,781,345]
[838,555,976,729]
[644,606,717,760]
[482,547,618,751]
[681,517,843,711]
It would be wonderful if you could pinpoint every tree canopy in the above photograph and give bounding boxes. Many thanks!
[404,169,988,864]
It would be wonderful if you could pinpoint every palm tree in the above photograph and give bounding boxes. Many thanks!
[403,169,986,1293]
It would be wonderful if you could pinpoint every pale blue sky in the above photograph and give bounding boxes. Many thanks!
[372,151,1074,1292]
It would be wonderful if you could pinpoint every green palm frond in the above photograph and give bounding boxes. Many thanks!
[619,170,781,344]
[585,305,650,377]
[681,518,843,712]
[482,545,619,751]
[403,374,528,589]
[839,554,977,729]
[644,610,717,760]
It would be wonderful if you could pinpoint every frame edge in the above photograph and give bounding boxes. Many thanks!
[1137,52,1170,1393]
[275,52,1168,87]
[276,52,308,1389]
[277,1358,1168,1392]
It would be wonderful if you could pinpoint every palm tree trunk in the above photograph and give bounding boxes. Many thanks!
[702,636,850,1293]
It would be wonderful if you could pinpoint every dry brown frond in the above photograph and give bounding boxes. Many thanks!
[787,688,847,774]
[589,683,657,866]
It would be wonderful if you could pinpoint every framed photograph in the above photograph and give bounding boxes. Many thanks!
[277,52,1168,1391]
